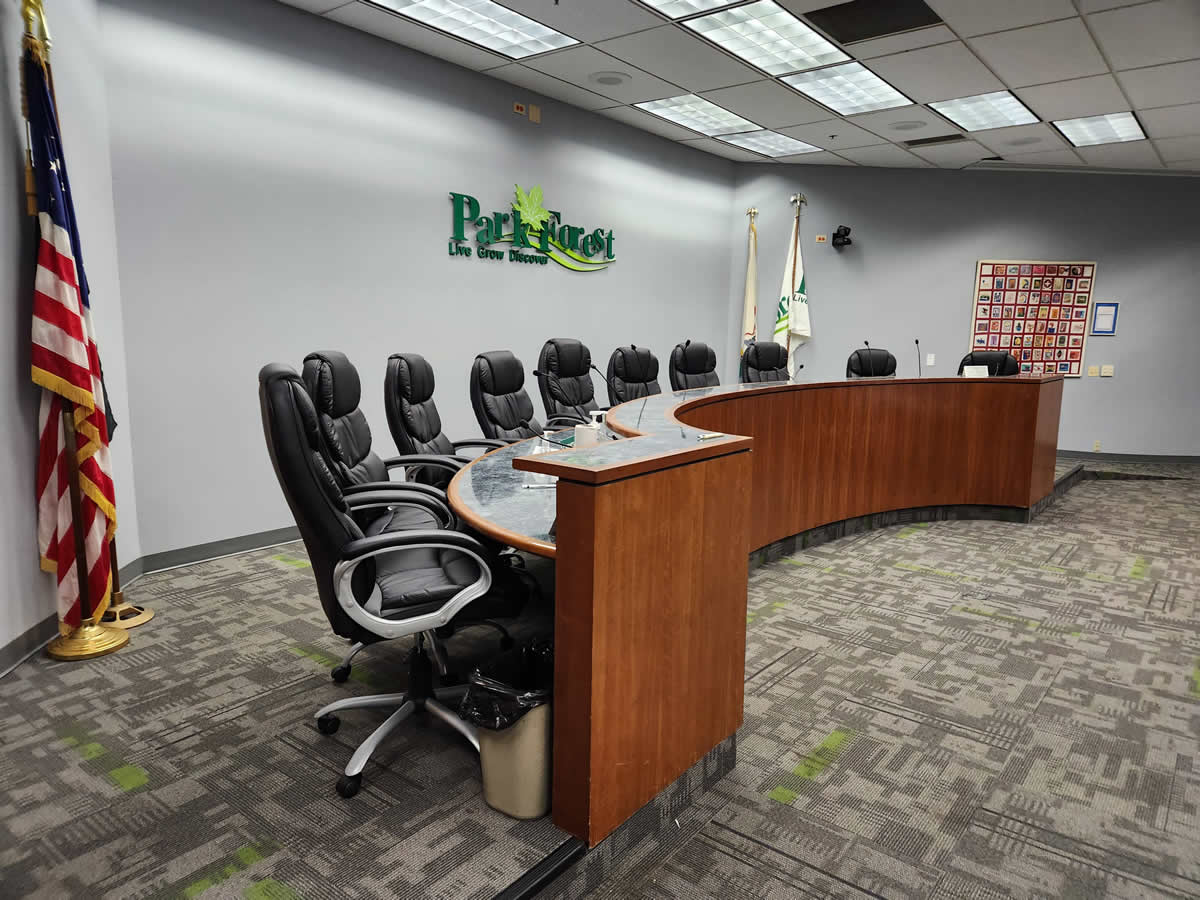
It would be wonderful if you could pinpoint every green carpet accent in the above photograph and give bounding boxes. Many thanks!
[1191,660,1200,698]
[1130,555,1148,579]
[181,842,280,899]
[894,560,977,581]
[58,726,150,793]
[288,644,380,687]
[954,605,1082,637]
[767,729,856,805]
[270,553,311,569]
[245,879,301,900]
[897,523,931,538]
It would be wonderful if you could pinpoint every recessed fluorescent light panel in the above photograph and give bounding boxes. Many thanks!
[718,130,822,157]
[1054,111,1145,147]
[635,94,758,136]
[684,0,849,76]
[640,0,733,18]
[782,62,910,115]
[374,0,577,59]
[929,91,1037,131]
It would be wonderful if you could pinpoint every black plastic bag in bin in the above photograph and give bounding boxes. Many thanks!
[460,639,553,730]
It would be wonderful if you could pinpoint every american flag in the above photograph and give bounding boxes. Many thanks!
[25,45,118,629]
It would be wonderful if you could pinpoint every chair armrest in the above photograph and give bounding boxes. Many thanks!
[344,489,452,529]
[546,414,586,428]
[451,438,506,452]
[382,454,469,474]
[342,480,448,504]
[333,530,493,639]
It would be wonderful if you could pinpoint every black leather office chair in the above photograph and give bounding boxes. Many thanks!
[957,350,1019,376]
[606,345,661,404]
[260,364,528,798]
[384,353,504,487]
[740,341,789,383]
[536,338,601,425]
[668,340,720,391]
[470,350,579,441]
[846,348,897,378]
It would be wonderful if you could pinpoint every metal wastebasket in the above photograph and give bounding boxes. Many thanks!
[460,640,553,819]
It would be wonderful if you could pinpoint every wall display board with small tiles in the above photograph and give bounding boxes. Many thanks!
[970,260,1097,377]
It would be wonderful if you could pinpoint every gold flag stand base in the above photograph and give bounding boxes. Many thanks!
[101,588,154,629]
[46,621,129,661]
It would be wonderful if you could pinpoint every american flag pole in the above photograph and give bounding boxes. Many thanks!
[22,0,130,659]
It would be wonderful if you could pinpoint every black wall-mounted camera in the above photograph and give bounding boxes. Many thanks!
[832,225,852,248]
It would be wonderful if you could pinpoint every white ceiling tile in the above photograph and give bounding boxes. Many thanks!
[1075,139,1163,167]
[486,64,616,110]
[325,2,509,69]
[280,0,350,13]
[847,105,961,140]
[681,137,768,161]
[923,0,1077,37]
[1014,74,1129,120]
[598,105,701,140]
[838,143,933,167]
[524,46,681,102]
[595,26,761,93]
[497,0,661,42]
[997,148,1085,165]
[776,151,855,165]
[972,123,1068,155]
[846,25,956,60]
[868,42,1002,103]
[1139,103,1200,138]
[777,0,854,13]
[777,119,888,150]
[909,139,992,167]
[969,20,1108,88]
[1088,0,1200,71]
[1155,135,1200,161]
[1165,158,1200,170]
[700,81,828,127]
[1117,60,1200,109]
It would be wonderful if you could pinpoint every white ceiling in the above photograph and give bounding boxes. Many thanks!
[279,0,1200,174]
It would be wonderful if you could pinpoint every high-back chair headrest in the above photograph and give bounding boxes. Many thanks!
[259,363,367,641]
[669,340,720,391]
[302,351,385,485]
[537,338,599,421]
[606,345,661,404]
[958,350,1019,376]
[846,347,897,378]
[384,353,453,456]
[470,350,541,441]
[741,341,789,383]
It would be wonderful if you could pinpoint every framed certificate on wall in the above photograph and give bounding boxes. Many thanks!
[1091,302,1119,335]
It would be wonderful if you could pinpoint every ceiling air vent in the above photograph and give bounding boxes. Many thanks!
[903,134,967,148]
[805,0,942,44]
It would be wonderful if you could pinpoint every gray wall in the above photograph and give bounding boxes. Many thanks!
[99,0,736,557]
[0,0,142,651]
[731,165,1200,455]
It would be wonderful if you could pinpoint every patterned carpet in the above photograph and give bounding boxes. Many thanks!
[1,457,1197,899]
[592,459,1200,899]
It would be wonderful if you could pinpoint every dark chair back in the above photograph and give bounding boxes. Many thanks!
[957,351,1019,376]
[740,341,789,383]
[846,347,897,378]
[384,353,455,457]
[669,340,719,391]
[536,338,599,423]
[259,364,371,643]
[470,350,541,441]
[606,345,661,404]
[302,351,386,486]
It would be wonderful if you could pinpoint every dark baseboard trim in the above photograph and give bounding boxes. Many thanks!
[493,838,587,900]
[1059,450,1200,464]
[0,614,58,678]
[122,526,301,584]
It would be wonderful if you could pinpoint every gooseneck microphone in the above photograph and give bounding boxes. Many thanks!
[532,368,588,424]
[864,340,874,378]
[915,338,922,378]
[588,363,618,408]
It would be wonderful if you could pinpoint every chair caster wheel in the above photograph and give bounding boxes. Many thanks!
[331,664,351,683]
[316,714,340,735]
[336,774,362,798]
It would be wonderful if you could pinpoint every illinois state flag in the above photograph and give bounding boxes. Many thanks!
[25,44,118,629]
[772,213,810,377]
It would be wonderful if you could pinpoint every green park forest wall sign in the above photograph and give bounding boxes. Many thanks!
[448,185,615,273]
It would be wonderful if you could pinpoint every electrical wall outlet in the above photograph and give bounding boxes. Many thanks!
[815,234,828,243]
[926,353,935,366]
[1093,440,1101,452]
[1087,365,1099,377]
[513,101,527,116]
[1101,364,1114,377]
